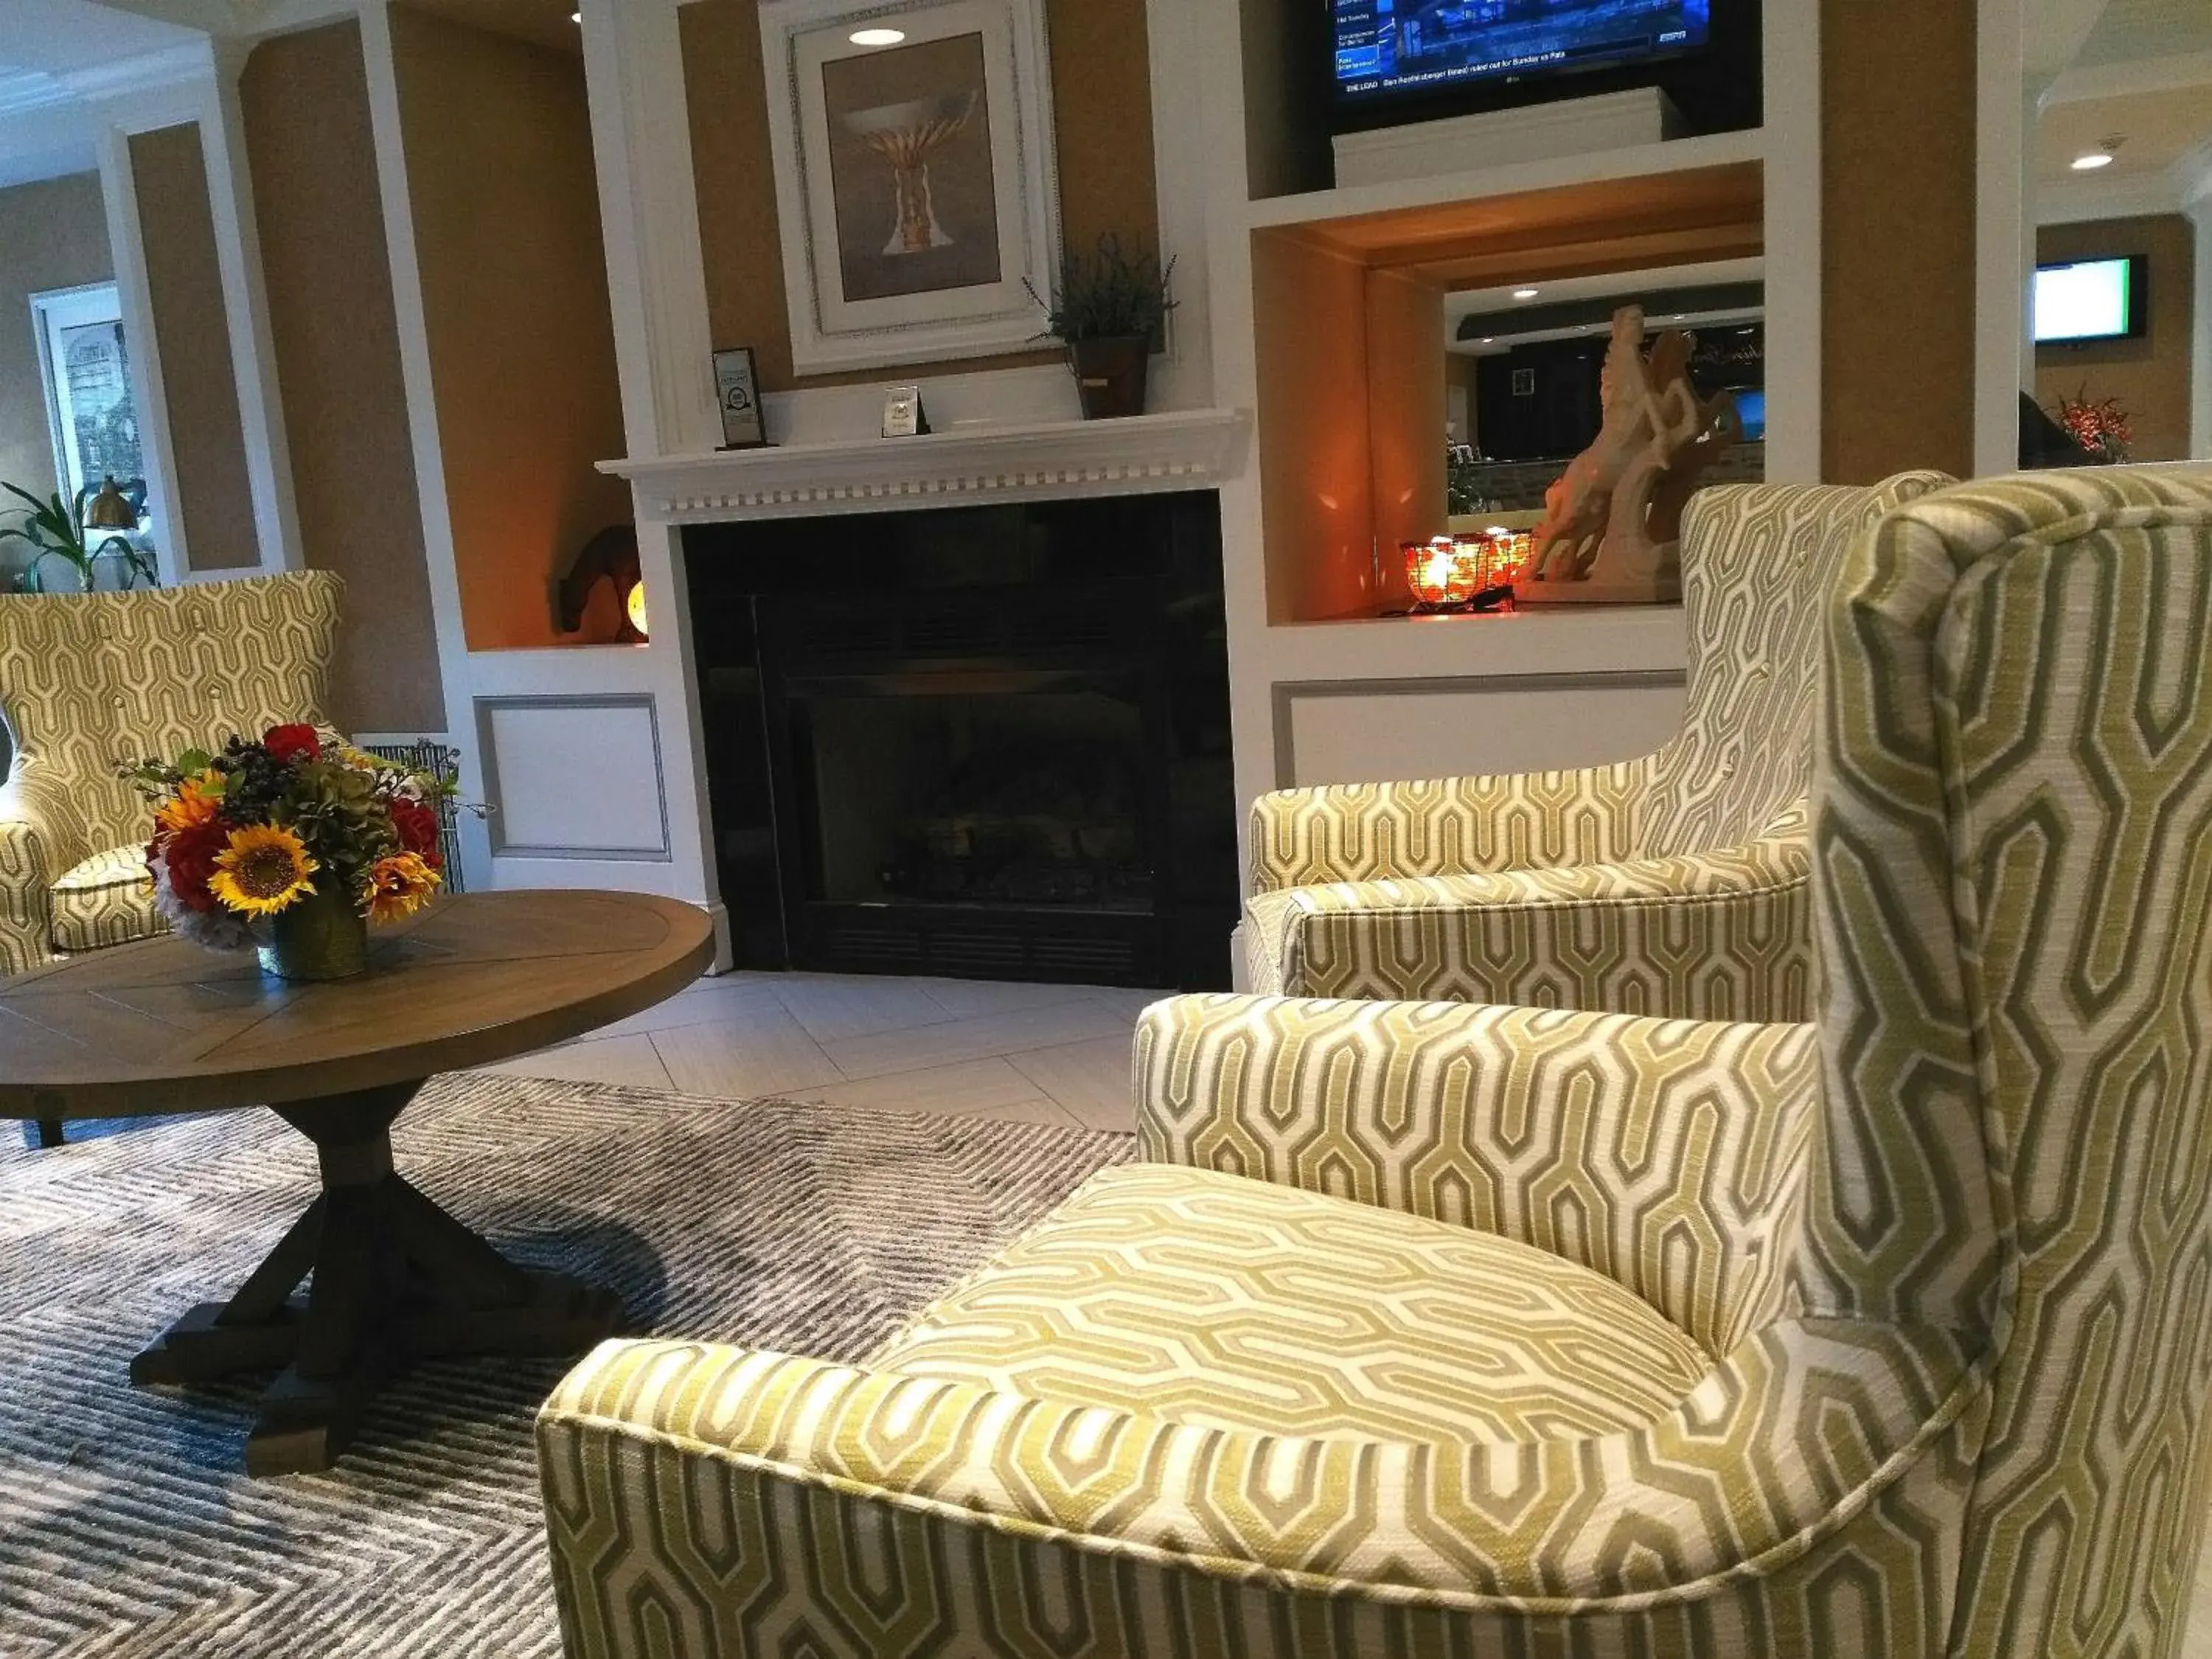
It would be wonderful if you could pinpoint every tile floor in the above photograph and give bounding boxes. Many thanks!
[472,969,1161,1134]
[473,968,2212,1652]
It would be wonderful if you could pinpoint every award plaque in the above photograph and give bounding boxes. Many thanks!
[713,347,768,449]
[881,386,931,439]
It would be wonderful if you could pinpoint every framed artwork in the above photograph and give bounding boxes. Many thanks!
[759,0,1061,374]
[712,347,768,448]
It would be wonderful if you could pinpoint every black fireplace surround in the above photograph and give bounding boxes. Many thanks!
[683,492,1236,990]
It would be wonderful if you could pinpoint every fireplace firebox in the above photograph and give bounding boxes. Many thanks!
[683,493,1234,990]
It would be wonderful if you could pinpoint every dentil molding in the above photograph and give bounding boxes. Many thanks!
[602,408,1250,523]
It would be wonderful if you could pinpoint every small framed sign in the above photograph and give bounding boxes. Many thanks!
[713,347,768,449]
[882,385,931,439]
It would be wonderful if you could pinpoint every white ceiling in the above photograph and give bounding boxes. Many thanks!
[2073,0,2212,67]
[0,0,199,79]
[1446,258,1764,355]
[1447,257,1764,324]
[2035,0,2212,199]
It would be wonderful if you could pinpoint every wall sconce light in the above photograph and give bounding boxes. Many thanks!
[556,524,647,644]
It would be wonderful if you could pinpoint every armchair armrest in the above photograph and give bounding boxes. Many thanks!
[0,770,94,975]
[1248,758,1649,893]
[1135,991,1815,1356]
[539,1326,1978,1652]
[1244,810,1811,1020]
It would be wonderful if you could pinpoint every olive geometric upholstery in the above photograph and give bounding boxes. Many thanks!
[0,571,344,975]
[1245,470,1954,1020]
[536,463,2212,1657]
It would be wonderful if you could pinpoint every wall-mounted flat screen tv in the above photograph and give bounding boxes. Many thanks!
[1332,0,1712,109]
[2034,256,2146,345]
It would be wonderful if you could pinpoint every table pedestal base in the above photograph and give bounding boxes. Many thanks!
[130,1081,622,1476]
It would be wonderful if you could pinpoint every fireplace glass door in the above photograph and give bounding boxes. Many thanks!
[785,672,1155,915]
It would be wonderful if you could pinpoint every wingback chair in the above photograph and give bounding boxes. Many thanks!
[538,465,2212,1657]
[1245,470,1952,1020]
[0,571,343,1145]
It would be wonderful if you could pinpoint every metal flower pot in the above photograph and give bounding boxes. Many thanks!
[259,883,369,981]
[1068,335,1151,420]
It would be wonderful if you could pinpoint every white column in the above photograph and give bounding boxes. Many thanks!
[577,0,729,957]
[94,118,190,585]
[2188,175,2212,460]
[1973,0,2029,479]
[1760,0,1820,482]
[578,0,720,459]
[201,39,304,572]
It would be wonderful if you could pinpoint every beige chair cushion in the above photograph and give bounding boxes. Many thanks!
[51,846,165,956]
[867,1162,1710,1447]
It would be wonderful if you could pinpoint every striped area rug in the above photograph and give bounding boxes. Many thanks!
[0,1075,1131,1658]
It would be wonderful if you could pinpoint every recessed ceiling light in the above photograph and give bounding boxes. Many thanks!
[1478,336,1494,344]
[570,9,580,20]
[849,27,906,46]
[2071,150,2114,170]
[1512,287,1540,300]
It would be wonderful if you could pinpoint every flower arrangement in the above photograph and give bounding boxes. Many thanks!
[125,725,448,957]
[2048,386,2133,465]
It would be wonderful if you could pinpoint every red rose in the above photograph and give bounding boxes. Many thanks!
[390,799,441,864]
[160,821,226,912]
[264,723,321,764]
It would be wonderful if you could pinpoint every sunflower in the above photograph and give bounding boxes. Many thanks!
[208,824,318,917]
[155,773,223,837]
[364,851,441,924]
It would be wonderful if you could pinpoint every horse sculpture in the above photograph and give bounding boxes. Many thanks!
[1515,306,1739,605]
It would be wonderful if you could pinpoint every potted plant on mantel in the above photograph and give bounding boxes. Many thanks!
[1029,234,1175,420]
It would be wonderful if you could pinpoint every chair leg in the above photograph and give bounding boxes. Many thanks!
[34,1118,63,1150]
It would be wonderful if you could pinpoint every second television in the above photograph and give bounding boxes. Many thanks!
[1332,0,1713,108]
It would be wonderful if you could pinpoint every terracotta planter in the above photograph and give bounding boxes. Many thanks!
[1068,335,1150,420]
[259,883,369,981]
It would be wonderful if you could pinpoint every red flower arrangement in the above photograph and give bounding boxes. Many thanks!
[125,726,451,953]
[2049,387,2133,465]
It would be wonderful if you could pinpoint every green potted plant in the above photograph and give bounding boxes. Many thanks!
[0,477,158,592]
[1028,234,1175,420]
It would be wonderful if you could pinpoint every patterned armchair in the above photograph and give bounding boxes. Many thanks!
[0,571,344,973]
[0,573,343,1141]
[1245,471,1952,1020]
[538,465,2212,1656]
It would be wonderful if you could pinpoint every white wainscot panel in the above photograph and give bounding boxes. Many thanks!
[1281,674,1686,788]
[479,695,671,859]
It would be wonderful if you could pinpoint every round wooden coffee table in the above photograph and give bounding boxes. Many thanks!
[0,889,714,1476]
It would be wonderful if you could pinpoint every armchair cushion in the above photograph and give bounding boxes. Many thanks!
[866,1163,1711,1447]
[1248,762,1646,893]
[49,845,165,955]
[1245,804,1809,1017]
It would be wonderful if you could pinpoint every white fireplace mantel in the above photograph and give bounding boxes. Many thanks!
[602,408,1250,524]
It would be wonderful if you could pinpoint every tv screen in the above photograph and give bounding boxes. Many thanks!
[1332,0,1712,107]
[1729,387,1766,442]
[2034,257,2145,345]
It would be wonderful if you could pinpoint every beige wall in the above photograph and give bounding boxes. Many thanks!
[1253,231,1375,624]
[0,172,114,555]
[1820,0,1978,484]
[131,123,260,573]
[390,2,631,651]
[243,21,447,734]
[681,0,1164,392]
[2036,215,2195,464]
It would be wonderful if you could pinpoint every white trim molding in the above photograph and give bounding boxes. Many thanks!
[604,408,1249,523]
[1975,0,2030,478]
